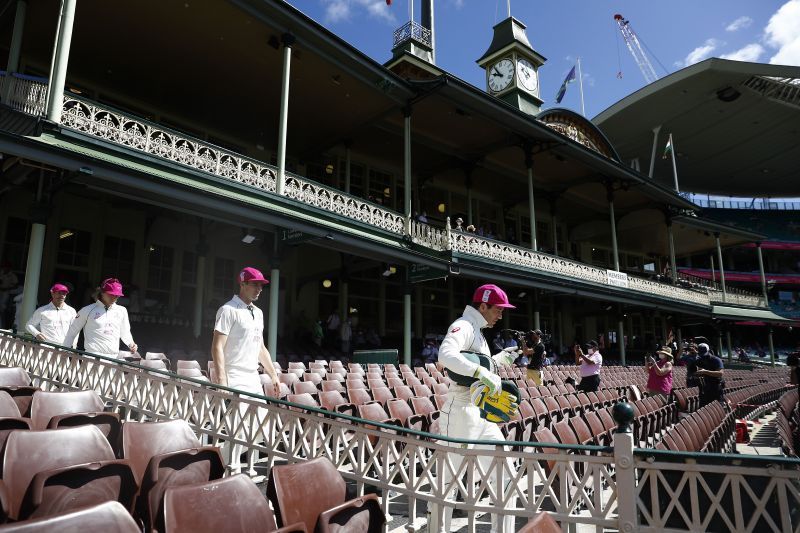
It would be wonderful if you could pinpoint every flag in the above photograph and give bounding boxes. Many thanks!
[554,66,576,104]
[662,136,673,159]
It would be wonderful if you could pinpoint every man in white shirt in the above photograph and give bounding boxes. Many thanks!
[25,283,76,345]
[63,278,137,358]
[428,283,531,533]
[212,267,281,476]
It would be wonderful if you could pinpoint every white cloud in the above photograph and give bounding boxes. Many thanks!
[676,38,721,68]
[720,43,765,62]
[764,0,800,65]
[322,0,395,25]
[725,16,753,32]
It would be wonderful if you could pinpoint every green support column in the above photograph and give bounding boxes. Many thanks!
[1,0,26,104]
[403,278,411,367]
[193,237,208,339]
[19,223,46,329]
[275,34,295,196]
[45,0,76,123]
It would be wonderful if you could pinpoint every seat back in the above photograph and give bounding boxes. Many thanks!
[30,390,104,431]
[2,426,115,520]
[268,457,345,532]
[0,368,31,387]
[121,419,201,483]
[517,511,562,533]
[319,391,349,412]
[163,475,286,533]
[0,391,21,417]
[0,501,139,533]
[293,381,318,396]
[386,399,414,426]
[175,360,201,371]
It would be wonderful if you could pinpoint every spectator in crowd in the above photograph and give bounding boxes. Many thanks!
[421,338,438,365]
[325,309,340,347]
[311,319,324,347]
[25,283,76,345]
[787,352,799,392]
[695,343,725,406]
[681,343,699,386]
[340,315,353,355]
[526,329,546,386]
[0,262,18,329]
[453,217,464,231]
[645,346,674,400]
[64,278,137,358]
[574,340,602,392]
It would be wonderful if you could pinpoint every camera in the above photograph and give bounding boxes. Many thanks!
[502,329,550,349]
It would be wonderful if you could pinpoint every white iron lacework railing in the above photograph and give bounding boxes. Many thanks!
[0,76,768,309]
[4,332,800,532]
[392,20,432,48]
[450,231,714,306]
[0,72,48,116]
[0,333,619,531]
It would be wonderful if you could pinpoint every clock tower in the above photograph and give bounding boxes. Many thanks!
[477,17,546,115]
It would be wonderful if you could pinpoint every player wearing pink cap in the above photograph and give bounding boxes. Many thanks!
[25,283,76,345]
[427,283,532,533]
[63,278,137,357]
[212,266,280,475]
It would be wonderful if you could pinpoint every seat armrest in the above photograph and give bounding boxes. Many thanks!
[317,493,384,533]
[406,413,429,432]
[275,522,308,533]
[142,446,226,486]
[335,403,357,417]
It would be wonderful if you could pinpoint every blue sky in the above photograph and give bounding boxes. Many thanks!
[289,0,800,118]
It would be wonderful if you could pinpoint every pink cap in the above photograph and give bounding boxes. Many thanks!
[50,283,70,294]
[238,267,269,284]
[101,278,124,297]
[472,284,516,309]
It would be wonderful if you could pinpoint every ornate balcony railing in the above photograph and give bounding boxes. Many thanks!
[392,20,432,48]
[0,76,769,310]
[1,333,798,532]
[0,72,48,116]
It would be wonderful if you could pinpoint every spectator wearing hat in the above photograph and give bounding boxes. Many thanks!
[645,346,674,400]
[526,329,546,386]
[428,283,528,533]
[694,342,725,407]
[25,283,76,345]
[211,267,280,396]
[574,340,602,392]
[64,278,137,358]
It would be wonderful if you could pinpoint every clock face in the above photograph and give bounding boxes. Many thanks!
[517,58,538,93]
[488,58,514,93]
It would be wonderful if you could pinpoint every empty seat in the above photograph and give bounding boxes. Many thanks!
[29,390,120,452]
[518,511,562,533]
[267,457,384,532]
[0,391,30,458]
[122,419,225,532]
[176,360,201,371]
[2,425,137,521]
[0,368,30,387]
[163,474,306,533]
[0,501,139,533]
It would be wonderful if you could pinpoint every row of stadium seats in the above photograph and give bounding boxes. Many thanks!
[776,389,799,457]
[656,401,735,453]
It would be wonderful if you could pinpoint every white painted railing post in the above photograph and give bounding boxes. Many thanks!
[613,402,638,533]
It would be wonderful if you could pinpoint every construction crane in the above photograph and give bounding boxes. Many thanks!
[614,14,659,84]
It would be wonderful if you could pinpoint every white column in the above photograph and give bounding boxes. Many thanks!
[275,34,295,196]
[768,327,775,367]
[533,290,540,331]
[551,211,559,257]
[725,329,733,364]
[192,254,206,338]
[414,285,423,343]
[45,0,77,123]
[268,267,280,360]
[19,223,46,329]
[715,233,726,302]
[344,143,352,194]
[756,242,769,306]
[648,125,662,178]
[378,276,386,337]
[527,155,538,251]
[403,107,412,234]
[403,288,411,367]
[667,221,677,284]
[608,194,620,271]
[2,0,26,104]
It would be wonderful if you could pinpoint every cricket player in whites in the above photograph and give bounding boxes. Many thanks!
[428,283,530,533]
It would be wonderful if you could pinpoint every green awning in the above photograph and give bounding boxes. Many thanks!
[711,305,791,323]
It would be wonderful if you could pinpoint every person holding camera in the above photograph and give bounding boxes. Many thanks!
[694,343,725,406]
[526,329,546,386]
[574,340,602,392]
[645,346,674,400]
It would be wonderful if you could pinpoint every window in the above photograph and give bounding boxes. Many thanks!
[213,257,236,299]
[368,168,393,207]
[2,217,31,273]
[343,163,364,197]
[182,251,197,285]
[146,244,174,308]
[57,229,91,269]
[102,236,135,283]
[591,247,609,266]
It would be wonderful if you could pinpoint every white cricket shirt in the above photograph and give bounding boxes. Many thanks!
[214,295,264,373]
[25,302,77,345]
[63,301,135,357]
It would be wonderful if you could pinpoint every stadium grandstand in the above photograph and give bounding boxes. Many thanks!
[0,1,798,532]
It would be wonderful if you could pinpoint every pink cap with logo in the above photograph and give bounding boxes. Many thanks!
[472,284,515,309]
[101,278,124,297]
[239,267,269,284]
[50,283,70,293]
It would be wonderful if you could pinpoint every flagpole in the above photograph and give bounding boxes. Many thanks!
[669,133,680,192]
[577,57,586,117]
[507,0,511,17]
